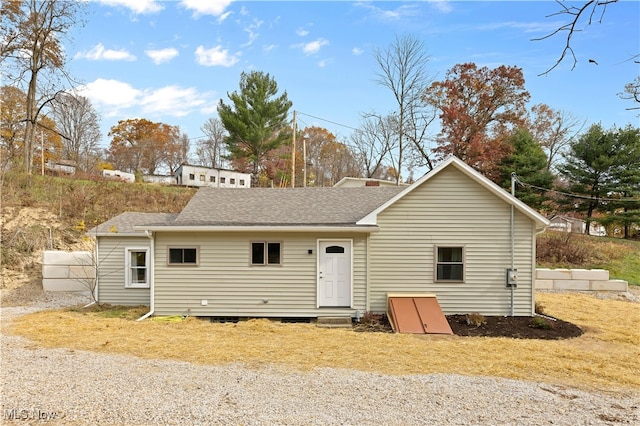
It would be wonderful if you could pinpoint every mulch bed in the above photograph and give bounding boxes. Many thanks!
[447,315,583,340]
[353,314,583,340]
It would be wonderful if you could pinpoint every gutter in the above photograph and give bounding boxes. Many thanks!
[136,225,380,233]
[137,230,155,321]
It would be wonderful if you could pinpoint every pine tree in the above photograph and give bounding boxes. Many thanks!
[217,71,292,182]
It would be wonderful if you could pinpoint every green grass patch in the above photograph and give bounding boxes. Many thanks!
[537,232,640,286]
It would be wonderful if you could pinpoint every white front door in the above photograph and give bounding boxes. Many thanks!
[318,240,352,307]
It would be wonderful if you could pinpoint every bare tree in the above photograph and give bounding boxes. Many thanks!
[619,75,640,111]
[1,0,85,174]
[351,114,395,179]
[373,34,434,183]
[533,0,619,75]
[197,117,227,168]
[528,103,584,172]
[163,132,190,174]
[50,92,102,172]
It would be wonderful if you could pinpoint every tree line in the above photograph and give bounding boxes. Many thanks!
[1,1,638,237]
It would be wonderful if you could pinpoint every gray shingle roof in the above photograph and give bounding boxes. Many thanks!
[172,186,405,226]
[88,212,178,234]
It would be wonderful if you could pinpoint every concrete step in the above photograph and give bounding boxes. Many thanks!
[316,316,353,328]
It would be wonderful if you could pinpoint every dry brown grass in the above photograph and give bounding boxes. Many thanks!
[8,293,640,394]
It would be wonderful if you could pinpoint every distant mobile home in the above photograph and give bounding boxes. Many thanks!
[89,157,549,319]
[101,169,136,183]
[174,164,251,188]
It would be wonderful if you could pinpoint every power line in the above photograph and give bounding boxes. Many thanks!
[295,111,360,132]
[514,174,640,203]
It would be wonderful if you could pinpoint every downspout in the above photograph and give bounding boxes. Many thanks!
[365,234,371,312]
[510,173,515,317]
[137,230,155,321]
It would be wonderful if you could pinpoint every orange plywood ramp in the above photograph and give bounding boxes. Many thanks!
[387,294,453,335]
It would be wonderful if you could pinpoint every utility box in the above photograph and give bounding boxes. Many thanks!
[506,268,518,287]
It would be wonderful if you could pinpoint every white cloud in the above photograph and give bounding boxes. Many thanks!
[76,78,215,119]
[97,0,163,14]
[195,45,239,67]
[145,47,179,64]
[263,44,277,53]
[75,43,136,61]
[355,2,421,21]
[298,38,329,55]
[296,28,309,37]
[76,78,141,114]
[430,0,452,14]
[242,18,264,47]
[352,47,364,56]
[318,58,334,68]
[139,85,209,117]
[179,0,234,17]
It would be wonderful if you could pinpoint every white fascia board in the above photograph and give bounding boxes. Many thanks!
[136,225,380,233]
[357,156,550,229]
[86,231,148,238]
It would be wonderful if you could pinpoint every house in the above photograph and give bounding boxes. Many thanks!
[333,177,408,188]
[548,215,606,236]
[174,164,251,188]
[88,157,549,319]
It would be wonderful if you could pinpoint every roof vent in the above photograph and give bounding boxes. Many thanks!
[365,180,380,187]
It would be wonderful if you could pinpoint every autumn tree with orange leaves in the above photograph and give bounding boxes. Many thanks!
[107,118,184,175]
[424,63,530,180]
[298,126,360,187]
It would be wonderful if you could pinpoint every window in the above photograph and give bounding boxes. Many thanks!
[168,247,198,265]
[220,177,226,184]
[199,174,205,182]
[210,176,216,183]
[230,178,236,184]
[436,247,464,281]
[239,179,245,186]
[251,242,281,265]
[189,173,195,180]
[125,248,149,288]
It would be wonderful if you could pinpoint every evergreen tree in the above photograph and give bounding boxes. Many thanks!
[217,71,292,181]
[559,124,620,234]
[599,126,640,238]
[499,129,554,211]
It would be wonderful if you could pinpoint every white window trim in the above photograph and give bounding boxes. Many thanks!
[434,245,465,283]
[125,247,150,288]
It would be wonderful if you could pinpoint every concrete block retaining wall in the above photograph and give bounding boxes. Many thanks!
[535,268,628,292]
[42,251,95,292]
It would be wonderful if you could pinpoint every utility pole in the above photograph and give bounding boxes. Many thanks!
[41,129,45,176]
[291,110,297,188]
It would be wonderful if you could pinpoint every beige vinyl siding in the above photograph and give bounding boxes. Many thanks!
[96,236,151,306]
[153,232,367,317]
[369,166,536,316]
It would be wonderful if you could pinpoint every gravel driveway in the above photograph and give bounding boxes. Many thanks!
[1,292,638,425]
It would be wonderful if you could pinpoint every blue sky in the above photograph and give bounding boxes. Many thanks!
[68,1,639,150]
